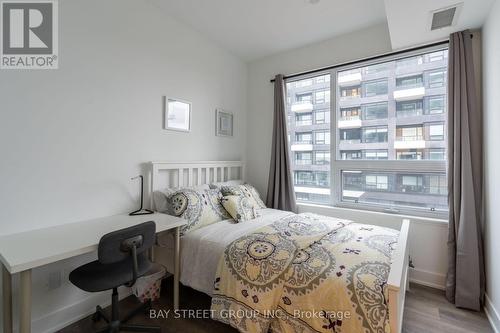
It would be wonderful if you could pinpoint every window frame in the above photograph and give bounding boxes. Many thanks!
[285,44,448,219]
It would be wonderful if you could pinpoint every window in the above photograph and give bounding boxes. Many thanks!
[428,70,445,88]
[363,126,388,143]
[315,130,330,144]
[315,90,330,104]
[315,109,330,124]
[295,113,312,126]
[340,107,361,120]
[340,86,360,98]
[428,96,445,114]
[364,150,388,160]
[314,151,330,165]
[295,152,312,165]
[429,123,445,140]
[363,80,388,97]
[363,102,387,120]
[295,171,314,185]
[286,47,448,217]
[286,73,332,205]
[397,100,423,117]
[396,75,423,89]
[294,171,330,187]
[340,128,361,142]
[314,74,330,84]
[295,132,312,144]
[296,93,312,102]
[396,56,423,67]
[365,175,388,190]
[428,148,445,160]
[428,50,447,62]
[397,125,423,141]
[340,150,362,160]
[397,149,423,160]
[364,62,390,74]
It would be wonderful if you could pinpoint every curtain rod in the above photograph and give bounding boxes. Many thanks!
[269,39,450,83]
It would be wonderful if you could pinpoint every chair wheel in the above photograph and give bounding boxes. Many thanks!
[92,311,101,322]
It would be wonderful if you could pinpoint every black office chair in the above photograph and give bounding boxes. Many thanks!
[69,221,161,333]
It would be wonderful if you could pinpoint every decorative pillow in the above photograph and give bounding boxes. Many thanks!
[169,188,231,235]
[209,180,245,189]
[221,195,260,223]
[153,185,210,214]
[220,184,266,209]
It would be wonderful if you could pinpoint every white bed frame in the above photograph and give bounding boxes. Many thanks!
[149,160,410,333]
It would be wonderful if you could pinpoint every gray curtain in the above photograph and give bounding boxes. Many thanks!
[266,74,297,212]
[446,30,484,311]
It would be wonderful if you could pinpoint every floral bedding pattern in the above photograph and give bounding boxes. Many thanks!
[221,195,261,223]
[169,188,230,235]
[211,213,399,333]
[220,184,267,209]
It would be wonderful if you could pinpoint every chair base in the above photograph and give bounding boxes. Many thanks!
[92,289,161,333]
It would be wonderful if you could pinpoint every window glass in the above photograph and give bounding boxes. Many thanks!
[428,96,445,114]
[429,70,445,88]
[363,126,388,143]
[363,102,388,120]
[287,47,449,215]
[295,113,312,126]
[429,123,444,140]
[396,75,423,88]
[286,74,332,205]
[364,80,388,97]
[315,131,330,144]
[295,152,312,165]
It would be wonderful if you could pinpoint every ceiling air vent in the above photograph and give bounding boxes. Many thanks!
[430,5,460,30]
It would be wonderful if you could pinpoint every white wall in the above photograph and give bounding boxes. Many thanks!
[483,0,500,330]
[0,0,247,331]
[246,23,449,290]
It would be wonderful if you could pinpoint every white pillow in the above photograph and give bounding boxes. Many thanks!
[153,184,210,214]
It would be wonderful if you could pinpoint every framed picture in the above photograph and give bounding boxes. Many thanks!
[216,109,233,137]
[164,97,191,132]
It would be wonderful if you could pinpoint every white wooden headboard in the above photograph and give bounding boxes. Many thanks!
[149,161,245,203]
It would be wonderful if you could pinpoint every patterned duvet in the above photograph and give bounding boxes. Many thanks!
[211,213,399,333]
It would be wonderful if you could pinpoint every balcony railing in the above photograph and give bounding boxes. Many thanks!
[396,109,423,117]
[340,115,361,121]
[396,135,424,141]
[295,120,313,126]
[340,139,361,144]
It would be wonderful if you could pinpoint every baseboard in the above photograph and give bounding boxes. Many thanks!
[32,288,132,333]
[409,267,446,290]
[485,293,500,333]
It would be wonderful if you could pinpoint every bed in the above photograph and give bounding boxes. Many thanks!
[149,161,410,333]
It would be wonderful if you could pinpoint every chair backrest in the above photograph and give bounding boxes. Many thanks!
[98,221,156,264]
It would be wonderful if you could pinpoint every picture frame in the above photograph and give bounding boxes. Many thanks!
[216,109,233,137]
[164,97,191,132]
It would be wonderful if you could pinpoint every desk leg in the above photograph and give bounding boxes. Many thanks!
[2,264,13,333]
[19,270,32,333]
[173,227,180,310]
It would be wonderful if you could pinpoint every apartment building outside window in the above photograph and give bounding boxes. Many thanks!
[286,47,448,217]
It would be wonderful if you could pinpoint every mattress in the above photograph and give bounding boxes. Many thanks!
[156,208,294,295]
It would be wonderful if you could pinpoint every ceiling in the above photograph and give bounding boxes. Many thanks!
[149,0,387,61]
[385,0,496,50]
[149,0,496,62]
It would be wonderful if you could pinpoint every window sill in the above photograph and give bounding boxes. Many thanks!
[296,202,449,227]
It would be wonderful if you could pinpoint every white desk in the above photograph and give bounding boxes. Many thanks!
[0,213,186,333]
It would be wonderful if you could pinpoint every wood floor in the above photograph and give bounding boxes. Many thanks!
[59,279,493,333]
